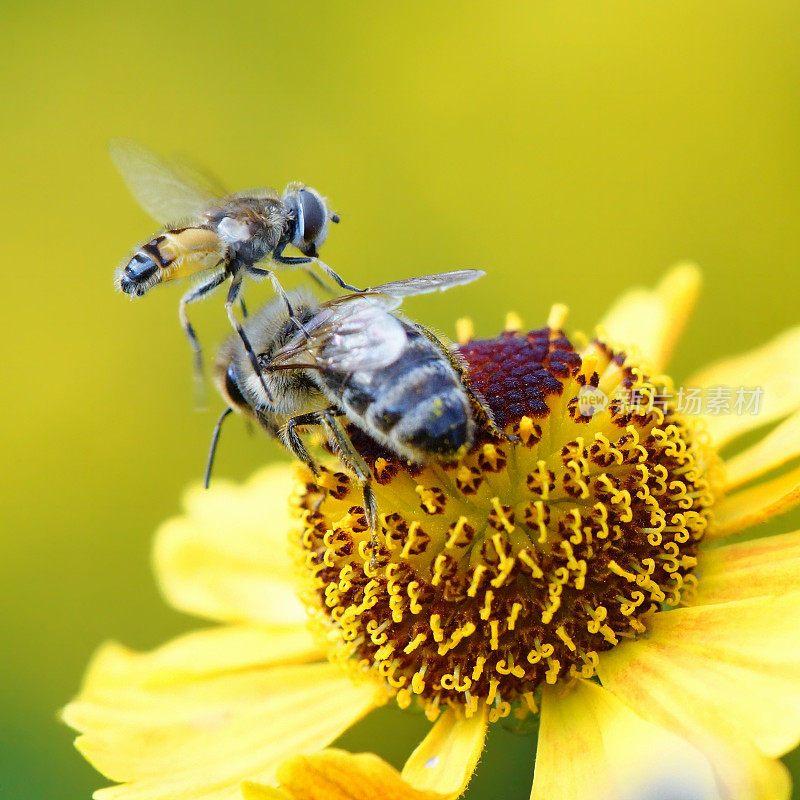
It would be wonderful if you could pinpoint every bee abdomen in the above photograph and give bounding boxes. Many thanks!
[365,362,473,456]
[362,363,444,431]
[394,392,473,457]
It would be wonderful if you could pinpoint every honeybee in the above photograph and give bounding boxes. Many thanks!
[208,269,501,530]
[111,139,354,399]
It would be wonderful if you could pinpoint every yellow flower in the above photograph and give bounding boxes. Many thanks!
[64,264,800,800]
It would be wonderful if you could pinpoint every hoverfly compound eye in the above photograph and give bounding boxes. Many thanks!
[292,188,329,255]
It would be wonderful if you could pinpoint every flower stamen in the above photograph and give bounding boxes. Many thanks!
[293,326,715,719]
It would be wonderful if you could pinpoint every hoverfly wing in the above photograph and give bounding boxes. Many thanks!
[109,138,218,224]
[364,269,486,298]
[231,186,282,202]
[316,270,486,315]
[170,154,229,200]
[269,298,408,373]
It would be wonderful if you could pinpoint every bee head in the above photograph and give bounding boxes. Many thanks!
[213,333,287,421]
[284,184,338,257]
[213,350,252,417]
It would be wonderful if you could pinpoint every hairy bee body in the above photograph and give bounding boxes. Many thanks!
[214,272,493,470]
[216,289,327,429]
[316,324,473,462]
[207,269,493,524]
[217,288,475,465]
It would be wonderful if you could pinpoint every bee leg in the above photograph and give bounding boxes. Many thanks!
[282,413,323,477]
[239,296,248,318]
[361,482,378,543]
[319,411,379,562]
[179,269,229,408]
[464,383,516,442]
[411,322,511,442]
[224,276,275,403]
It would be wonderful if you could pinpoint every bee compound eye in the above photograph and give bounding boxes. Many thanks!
[297,189,328,251]
[223,364,248,410]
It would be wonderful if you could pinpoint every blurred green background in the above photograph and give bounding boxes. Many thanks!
[3,1,800,797]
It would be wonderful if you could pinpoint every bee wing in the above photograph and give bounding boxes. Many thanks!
[363,269,486,298]
[109,138,219,224]
[269,298,408,372]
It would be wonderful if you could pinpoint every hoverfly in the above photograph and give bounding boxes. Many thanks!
[208,269,501,531]
[111,139,354,400]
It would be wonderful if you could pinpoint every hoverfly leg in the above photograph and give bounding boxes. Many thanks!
[299,265,336,294]
[225,275,274,403]
[246,265,310,339]
[271,251,312,267]
[312,258,361,293]
[179,269,229,410]
[273,247,362,294]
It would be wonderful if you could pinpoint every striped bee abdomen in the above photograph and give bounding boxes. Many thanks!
[331,330,474,463]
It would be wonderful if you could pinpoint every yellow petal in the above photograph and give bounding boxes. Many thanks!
[687,326,800,449]
[695,530,800,605]
[154,463,307,626]
[723,408,800,491]
[243,784,291,800]
[599,594,800,765]
[710,460,800,538]
[401,707,487,797]
[63,629,381,800]
[597,263,701,372]
[243,749,450,800]
[63,626,322,700]
[531,679,720,800]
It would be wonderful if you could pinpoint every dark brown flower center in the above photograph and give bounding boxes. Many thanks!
[293,328,714,723]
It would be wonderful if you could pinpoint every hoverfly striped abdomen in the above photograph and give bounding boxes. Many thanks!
[111,139,351,398]
[118,246,161,296]
[117,227,226,297]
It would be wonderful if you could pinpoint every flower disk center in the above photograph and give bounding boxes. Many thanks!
[294,329,714,723]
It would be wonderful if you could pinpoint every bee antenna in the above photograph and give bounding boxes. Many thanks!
[204,407,234,489]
